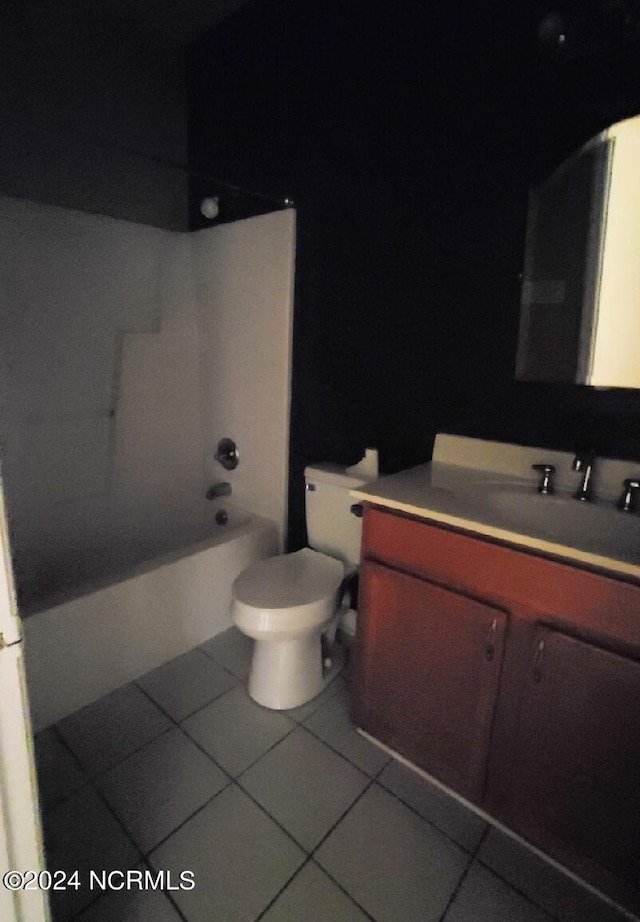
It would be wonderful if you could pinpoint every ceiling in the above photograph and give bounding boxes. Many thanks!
[18,0,254,54]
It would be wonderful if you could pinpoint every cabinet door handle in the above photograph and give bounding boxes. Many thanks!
[485,618,498,661]
[533,639,545,683]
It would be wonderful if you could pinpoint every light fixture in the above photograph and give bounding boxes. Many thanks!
[200,196,220,220]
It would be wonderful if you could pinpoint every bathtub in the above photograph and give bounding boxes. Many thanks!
[21,503,279,731]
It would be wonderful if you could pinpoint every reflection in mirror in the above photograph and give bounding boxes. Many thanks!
[516,115,640,388]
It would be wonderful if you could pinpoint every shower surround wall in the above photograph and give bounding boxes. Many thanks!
[192,215,295,533]
[0,197,294,716]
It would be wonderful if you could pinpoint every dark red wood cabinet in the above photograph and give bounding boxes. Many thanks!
[509,627,640,907]
[354,561,507,802]
[351,505,640,914]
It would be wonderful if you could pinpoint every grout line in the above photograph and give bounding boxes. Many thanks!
[232,723,299,779]
[37,727,94,814]
[144,782,234,859]
[195,642,248,679]
[119,685,260,860]
[133,668,240,723]
[63,784,145,918]
[473,822,490,857]
[251,855,314,922]
[231,775,320,854]
[374,774,485,857]
[53,681,241,867]
[137,856,191,922]
[46,643,614,922]
[436,855,475,922]
[164,681,240,724]
[137,671,299,783]
[253,854,378,922]
[284,673,346,725]
[432,825,492,922]
[471,858,564,921]
[294,720,379,777]
[473,828,636,921]
[132,657,328,857]
[304,781,380,922]
[132,671,238,728]
[308,777,376,856]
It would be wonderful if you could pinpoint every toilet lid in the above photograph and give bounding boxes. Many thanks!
[233,548,345,609]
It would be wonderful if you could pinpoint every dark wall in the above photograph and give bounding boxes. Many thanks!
[0,0,189,229]
[187,0,640,549]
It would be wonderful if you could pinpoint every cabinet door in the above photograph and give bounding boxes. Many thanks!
[353,561,507,802]
[510,628,640,905]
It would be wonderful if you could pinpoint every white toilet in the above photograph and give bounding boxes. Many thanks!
[232,463,366,709]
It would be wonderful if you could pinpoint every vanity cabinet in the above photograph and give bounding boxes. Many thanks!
[509,627,640,899]
[352,505,640,912]
[355,561,507,802]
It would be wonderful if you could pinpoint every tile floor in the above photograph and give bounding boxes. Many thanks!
[34,629,634,922]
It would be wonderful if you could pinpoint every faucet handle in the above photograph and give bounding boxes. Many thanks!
[572,450,595,471]
[616,478,640,513]
[532,463,556,495]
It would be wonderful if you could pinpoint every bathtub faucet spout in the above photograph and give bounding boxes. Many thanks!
[206,482,232,500]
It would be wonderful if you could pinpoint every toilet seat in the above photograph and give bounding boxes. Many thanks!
[233,547,344,608]
[232,548,345,641]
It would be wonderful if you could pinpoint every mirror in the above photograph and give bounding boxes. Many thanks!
[516,115,640,389]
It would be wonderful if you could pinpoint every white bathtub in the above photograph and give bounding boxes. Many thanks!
[22,504,278,731]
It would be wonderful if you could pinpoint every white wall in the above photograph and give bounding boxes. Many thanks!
[0,197,296,605]
[194,209,296,548]
[113,232,206,506]
[0,196,169,602]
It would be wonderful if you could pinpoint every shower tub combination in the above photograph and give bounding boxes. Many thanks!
[21,501,278,732]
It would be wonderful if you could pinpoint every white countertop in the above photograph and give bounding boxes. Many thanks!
[350,436,640,584]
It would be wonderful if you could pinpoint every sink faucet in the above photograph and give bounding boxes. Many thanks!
[572,451,595,502]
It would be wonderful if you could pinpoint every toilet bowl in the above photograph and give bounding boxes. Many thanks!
[231,462,367,710]
[232,548,345,709]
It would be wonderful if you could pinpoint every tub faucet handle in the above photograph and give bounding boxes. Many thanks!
[215,437,239,471]
[532,463,556,494]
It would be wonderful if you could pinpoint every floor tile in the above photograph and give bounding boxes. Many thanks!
[75,866,183,921]
[260,860,370,922]
[239,726,370,852]
[199,626,254,679]
[284,674,347,723]
[56,683,172,776]
[34,727,89,812]
[95,727,229,853]
[378,758,487,852]
[443,860,555,922]
[304,685,391,776]
[136,648,237,721]
[182,684,295,777]
[478,827,631,922]
[149,783,305,922]
[315,783,470,922]
[42,786,140,920]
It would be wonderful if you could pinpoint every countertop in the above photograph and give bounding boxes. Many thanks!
[351,460,640,584]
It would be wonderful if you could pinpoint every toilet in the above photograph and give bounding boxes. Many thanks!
[231,463,366,709]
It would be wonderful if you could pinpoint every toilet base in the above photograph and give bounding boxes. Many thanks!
[248,634,344,710]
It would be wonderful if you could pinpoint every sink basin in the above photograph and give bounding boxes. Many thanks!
[351,437,640,577]
[471,484,640,563]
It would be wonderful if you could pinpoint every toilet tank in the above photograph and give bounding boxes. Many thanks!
[304,464,368,566]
